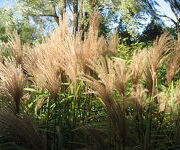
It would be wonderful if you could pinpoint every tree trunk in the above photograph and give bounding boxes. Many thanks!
[60,0,66,20]
[177,21,180,41]
[73,0,79,35]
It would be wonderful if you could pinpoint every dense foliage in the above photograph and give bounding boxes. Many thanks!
[0,0,180,150]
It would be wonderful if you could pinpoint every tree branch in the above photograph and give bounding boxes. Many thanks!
[29,13,59,25]
[155,13,177,25]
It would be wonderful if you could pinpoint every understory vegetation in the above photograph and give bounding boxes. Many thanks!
[0,12,179,150]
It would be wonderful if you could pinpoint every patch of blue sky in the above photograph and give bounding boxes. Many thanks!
[137,0,176,28]
[132,0,176,33]
[0,0,16,8]
[155,0,176,26]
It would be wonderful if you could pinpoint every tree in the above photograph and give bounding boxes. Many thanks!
[16,0,61,24]
[111,0,158,36]
[14,0,159,37]
[0,8,15,42]
[139,20,164,43]
[0,8,42,44]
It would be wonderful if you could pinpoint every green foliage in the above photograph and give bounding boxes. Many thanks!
[0,8,42,45]
[0,8,14,42]
[21,82,106,149]
[18,19,43,44]
[117,38,147,60]
[139,20,164,43]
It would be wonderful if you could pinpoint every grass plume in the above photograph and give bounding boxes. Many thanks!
[0,58,24,114]
[0,111,46,150]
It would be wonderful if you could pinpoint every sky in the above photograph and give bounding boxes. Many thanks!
[0,0,177,27]
[0,0,15,8]
[156,0,176,26]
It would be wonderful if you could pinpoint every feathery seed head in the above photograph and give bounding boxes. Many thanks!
[0,58,24,114]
